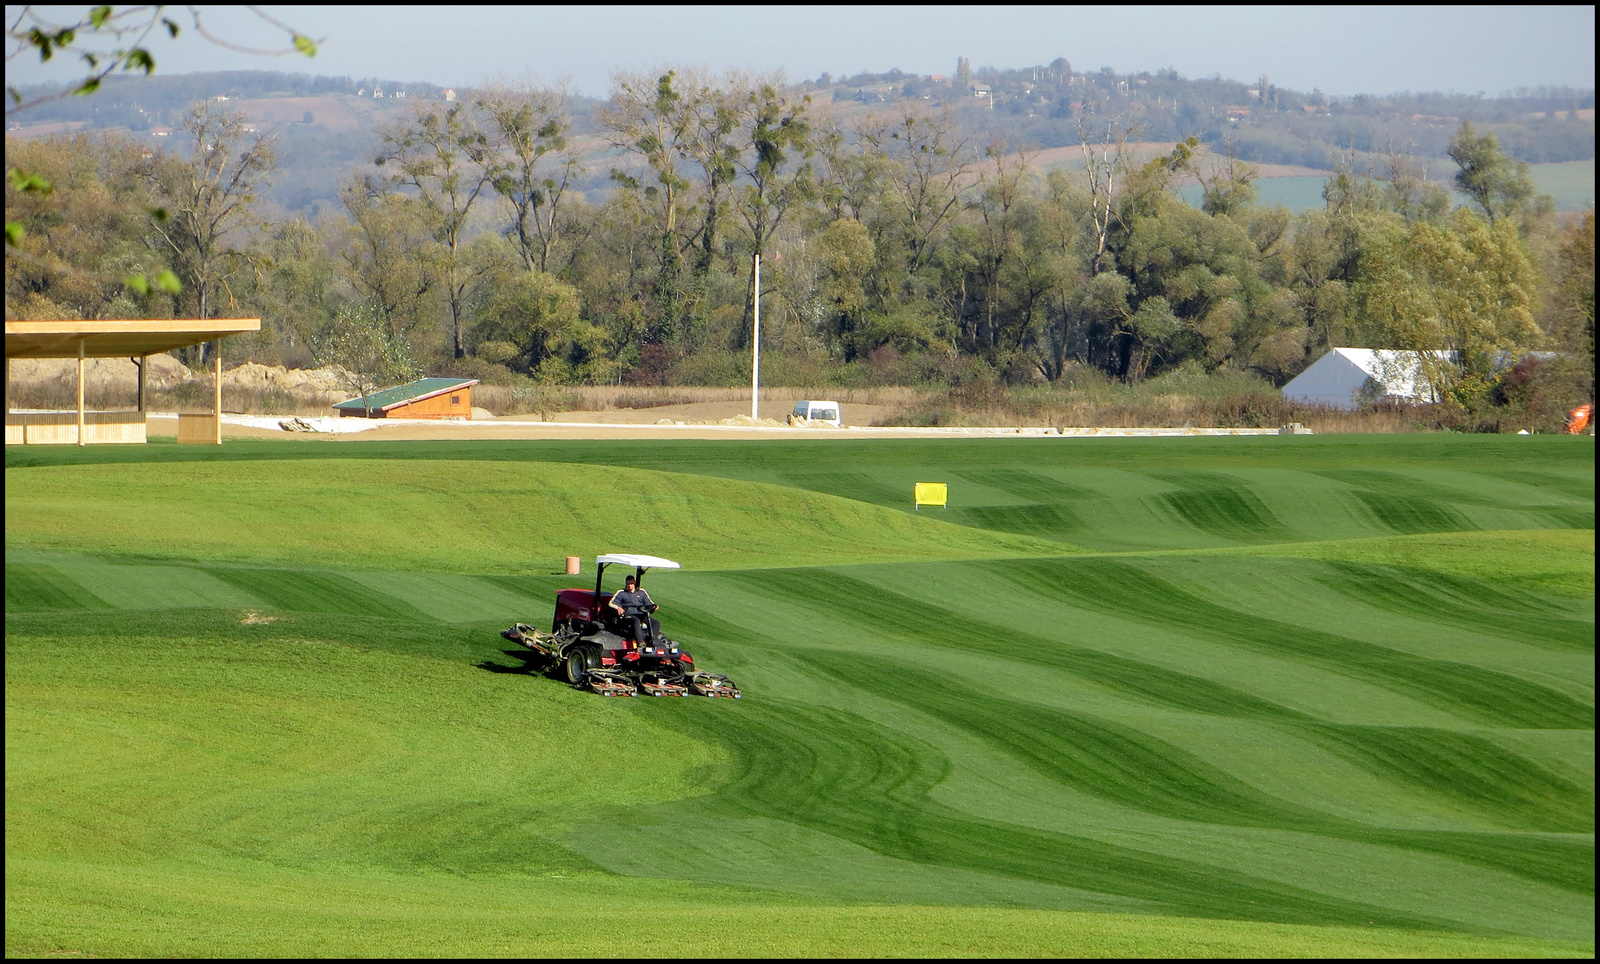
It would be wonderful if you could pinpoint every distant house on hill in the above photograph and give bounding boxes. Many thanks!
[333,377,478,419]
[1281,348,1450,410]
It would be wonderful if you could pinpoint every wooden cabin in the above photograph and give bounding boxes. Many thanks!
[333,377,478,419]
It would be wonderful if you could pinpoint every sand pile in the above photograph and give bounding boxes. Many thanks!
[223,363,358,404]
[9,355,357,399]
[8,353,193,389]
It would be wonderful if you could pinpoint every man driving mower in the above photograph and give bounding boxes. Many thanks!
[609,574,661,646]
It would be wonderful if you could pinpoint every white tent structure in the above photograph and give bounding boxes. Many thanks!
[1282,348,1452,410]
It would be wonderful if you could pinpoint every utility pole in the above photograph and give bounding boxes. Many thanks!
[751,252,761,420]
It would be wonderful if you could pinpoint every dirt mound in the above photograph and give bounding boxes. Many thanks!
[8,353,192,389]
[788,414,842,428]
[8,355,360,409]
[224,362,354,393]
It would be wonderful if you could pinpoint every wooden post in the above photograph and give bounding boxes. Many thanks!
[77,338,86,446]
[213,338,222,444]
[136,355,146,413]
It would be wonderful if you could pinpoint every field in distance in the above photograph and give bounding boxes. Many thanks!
[5,434,1593,957]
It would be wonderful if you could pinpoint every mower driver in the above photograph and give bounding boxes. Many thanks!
[609,575,660,646]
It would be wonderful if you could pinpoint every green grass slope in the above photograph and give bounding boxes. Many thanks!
[4,458,1069,571]
[6,435,1594,957]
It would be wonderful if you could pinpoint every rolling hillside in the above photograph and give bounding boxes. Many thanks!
[5,435,1593,956]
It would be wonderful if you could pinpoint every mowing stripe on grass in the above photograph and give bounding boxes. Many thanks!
[948,503,1085,542]
[1158,484,1288,538]
[1483,468,1596,501]
[1536,504,1597,529]
[1230,529,1596,600]
[662,698,1460,930]
[1345,489,1475,534]
[954,467,1103,504]
[778,470,910,507]
[821,654,1594,838]
[718,567,1313,721]
[803,657,1593,892]
[1359,830,1594,896]
[809,656,1324,828]
[1149,471,1290,540]
[205,568,435,621]
[993,558,1593,730]
[1316,562,1595,652]
[340,571,559,624]
[1301,725,1594,833]
[4,563,111,611]
[1316,469,1542,510]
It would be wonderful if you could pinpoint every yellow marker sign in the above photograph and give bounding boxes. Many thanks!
[914,482,948,509]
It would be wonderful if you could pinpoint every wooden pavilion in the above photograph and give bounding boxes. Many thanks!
[5,318,261,445]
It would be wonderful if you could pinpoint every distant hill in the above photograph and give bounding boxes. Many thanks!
[8,66,1592,217]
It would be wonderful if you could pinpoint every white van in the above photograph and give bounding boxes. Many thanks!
[791,400,842,427]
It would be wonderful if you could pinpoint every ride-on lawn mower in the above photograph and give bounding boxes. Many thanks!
[501,553,741,698]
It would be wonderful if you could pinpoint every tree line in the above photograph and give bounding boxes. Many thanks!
[5,71,1594,413]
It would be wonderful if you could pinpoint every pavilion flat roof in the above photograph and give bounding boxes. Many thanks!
[5,319,261,359]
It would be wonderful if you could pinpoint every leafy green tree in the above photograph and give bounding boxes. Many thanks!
[1030,169,1094,381]
[811,217,876,358]
[1354,209,1540,404]
[1541,211,1595,400]
[676,74,743,295]
[604,70,699,343]
[856,106,975,278]
[1075,114,1142,274]
[254,217,338,364]
[336,183,439,348]
[955,148,1066,366]
[1448,122,1537,223]
[730,81,813,345]
[4,132,176,320]
[472,270,606,380]
[305,299,421,415]
[1379,149,1451,223]
[5,4,315,307]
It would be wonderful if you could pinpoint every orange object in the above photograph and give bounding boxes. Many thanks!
[1567,404,1593,435]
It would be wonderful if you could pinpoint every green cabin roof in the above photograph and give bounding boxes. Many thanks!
[332,377,478,412]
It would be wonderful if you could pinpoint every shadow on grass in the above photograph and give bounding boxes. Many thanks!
[476,647,550,675]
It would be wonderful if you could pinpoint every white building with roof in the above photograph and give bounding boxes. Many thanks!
[1281,348,1453,410]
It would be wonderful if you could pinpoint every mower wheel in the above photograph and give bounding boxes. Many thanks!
[564,647,596,685]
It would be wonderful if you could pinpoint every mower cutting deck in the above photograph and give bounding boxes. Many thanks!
[500,553,741,699]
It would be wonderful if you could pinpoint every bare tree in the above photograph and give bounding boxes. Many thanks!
[479,81,583,274]
[1075,112,1139,274]
[145,103,276,364]
[857,106,975,276]
[603,69,697,341]
[377,101,497,358]
[338,179,438,343]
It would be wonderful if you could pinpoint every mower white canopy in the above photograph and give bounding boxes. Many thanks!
[596,554,681,570]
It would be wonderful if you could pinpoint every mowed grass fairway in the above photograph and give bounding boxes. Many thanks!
[6,435,1594,957]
